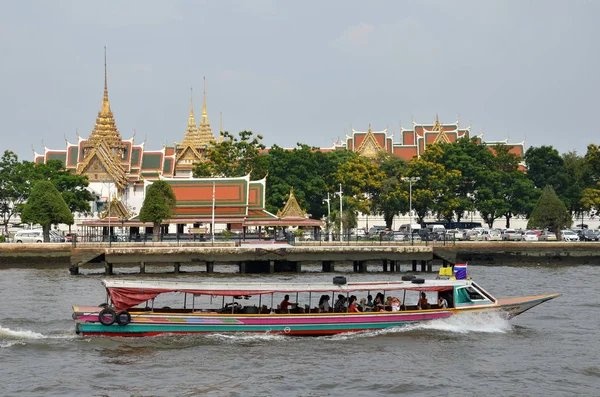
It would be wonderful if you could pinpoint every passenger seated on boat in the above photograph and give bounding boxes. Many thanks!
[348,297,361,312]
[373,295,385,312]
[364,295,374,312]
[417,292,430,310]
[359,298,367,311]
[391,297,401,311]
[280,295,297,312]
[318,295,331,312]
[385,296,393,311]
[334,295,347,312]
[438,296,448,308]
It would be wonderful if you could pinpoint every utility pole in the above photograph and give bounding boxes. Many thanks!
[323,192,331,241]
[211,181,216,243]
[335,184,343,242]
[401,177,420,237]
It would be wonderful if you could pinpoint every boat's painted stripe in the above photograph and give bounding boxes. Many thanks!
[77,320,417,336]
[122,311,451,325]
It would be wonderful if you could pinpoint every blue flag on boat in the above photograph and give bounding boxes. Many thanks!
[454,264,467,280]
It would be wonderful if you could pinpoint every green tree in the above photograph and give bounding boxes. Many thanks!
[435,138,496,222]
[0,151,26,235]
[407,145,462,223]
[194,131,267,178]
[527,185,572,237]
[138,181,177,241]
[21,181,74,242]
[38,160,94,230]
[265,144,330,219]
[371,153,408,228]
[335,155,385,224]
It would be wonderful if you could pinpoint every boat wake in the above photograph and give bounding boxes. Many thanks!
[205,332,287,343]
[0,325,76,348]
[328,311,512,340]
[406,310,513,334]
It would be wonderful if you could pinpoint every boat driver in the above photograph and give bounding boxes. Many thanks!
[280,295,297,312]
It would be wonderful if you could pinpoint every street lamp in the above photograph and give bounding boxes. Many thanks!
[323,192,331,241]
[335,184,343,242]
[401,177,420,236]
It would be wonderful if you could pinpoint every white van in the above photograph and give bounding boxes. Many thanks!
[399,224,421,233]
[13,230,44,243]
[427,224,446,234]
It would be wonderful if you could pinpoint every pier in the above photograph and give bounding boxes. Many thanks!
[68,243,446,275]
[3,241,600,274]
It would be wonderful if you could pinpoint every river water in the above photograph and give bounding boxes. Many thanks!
[1,265,598,397]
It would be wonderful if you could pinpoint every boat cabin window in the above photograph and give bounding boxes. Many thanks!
[455,286,489,304]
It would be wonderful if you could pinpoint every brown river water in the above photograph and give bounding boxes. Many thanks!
[1,264,599,396]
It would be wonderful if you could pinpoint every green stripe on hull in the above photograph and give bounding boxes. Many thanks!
[78,321,411,334]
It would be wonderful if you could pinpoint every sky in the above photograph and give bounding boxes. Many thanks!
[1,0,598,161]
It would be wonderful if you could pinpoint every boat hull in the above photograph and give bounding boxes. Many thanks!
[75,310,454,337]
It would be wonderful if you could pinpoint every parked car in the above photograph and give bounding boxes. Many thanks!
[538,231,557,241]
[466,228,485,241]
[13,229,44,243]
[502,229,522,241]
[560,230,579,242]
[482,229,502,241]
[368,226,388,238]
[578,229,599,241]
[523,230,539,241]
[384,231,407,241]
[445,229,465,241]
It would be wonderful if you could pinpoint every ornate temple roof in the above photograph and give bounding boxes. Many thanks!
[82,48,125,151]
[355,124,385,158]
[277,187,306,219]
[197,77,215,146]
[175,88,204,164]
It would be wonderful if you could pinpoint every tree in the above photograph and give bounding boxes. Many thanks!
[525,146,569,198]
[20,181,74,242]
[407,145,462,224]
[264,144,331,219]
[193,131,267,178]
[371,153,408,228]
[138,181,177,241]
[39,160,94,230]
[527,185,572,238]
[335,155,385,225]
[435,138,496,222]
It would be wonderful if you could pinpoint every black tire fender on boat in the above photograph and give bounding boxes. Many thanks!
[411,278,425,284]
[98,308,116,326]
[116,310,131,326]
[401,275,416,281]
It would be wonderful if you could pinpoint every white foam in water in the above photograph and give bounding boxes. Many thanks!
[0,325,46,340]
[326,311,512,340]
[415,310,513,334]
[206,332,287,343]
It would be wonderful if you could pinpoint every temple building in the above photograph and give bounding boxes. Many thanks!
[33,51,289,234]
[332,116,525,161]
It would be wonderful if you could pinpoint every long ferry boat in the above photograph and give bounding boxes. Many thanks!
[73,273,559,337]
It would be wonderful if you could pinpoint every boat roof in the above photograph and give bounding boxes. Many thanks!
[102,278,471,295]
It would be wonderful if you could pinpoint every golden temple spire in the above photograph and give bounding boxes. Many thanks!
[189,87,196,125]
[201,76,209,124]
[102,46,110,114]
[179,87,200,147]
[197,75,215,145]
[83,47,124,151]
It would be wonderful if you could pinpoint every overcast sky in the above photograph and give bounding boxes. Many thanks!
[1,0,598,161]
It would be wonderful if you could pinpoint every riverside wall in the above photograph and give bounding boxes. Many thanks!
[0,242,599,269]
